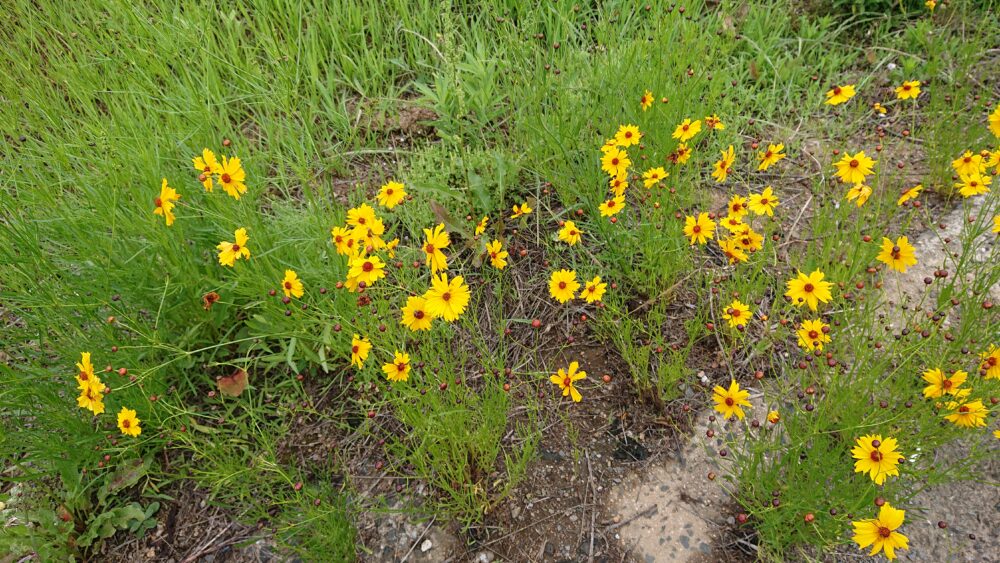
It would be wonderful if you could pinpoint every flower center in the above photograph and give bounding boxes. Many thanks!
[607,200,615,207]
[942,379,953,389]
[833,87,842,95]
[563,376,571,387]
[284,281,292,289]
[122,420,130,428]
[442,292,451,302]
[903,84,911,91]
[352,345,359,354]
[849,159,859,168]
[803,283,814,293]
[964,157,972,163]
[879,527,892,538]
[611,158,620,166]
[987,357,997,366]
[203,166,211,173]
[425,243,434,253]
[154,197,163,207]
[765,151,773,158]
[221,173,232,183]
[231,244,240,251]
[559,281,567,289]
[682,124,689,131]
[693,225,702,233]
[625,132,632,138]
[414,310,424,319]
[490,252,497,259]
[760,198,769,204]
[958,405,970,413]
[808,330,818,339]
[362,261,374,272]
[725,397,734,406]
[870,450,882,462]
[396,363,406,372]
[569,230,577,236]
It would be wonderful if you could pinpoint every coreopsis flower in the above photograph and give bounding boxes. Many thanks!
[640,89,654,111]
[581,276,606,303]
[952,151,984,177]
[921,368,967,398]
[673,143,692,164]
[711,145,735,183]
[767,410,780,424]
[712,380,751,420]
[786,269,833,311]
[558,220,583,246]
[852,503,909,560]
[990,105,1000,138]
[994,215,1000,235]
[382,352,411,383]
[117,407,142,437]
[896,184,922,205]
[986,150,1000,174]
[954,173,991,197]
[386,238,399,258]
[852,434,902,485]
[796,319,831,351]
[511,202,532,219]
[943,399,988,428]
[600,138,617,153]
[876,236,917,273]
[872,102,887,115]
[423,273,471,321]
[979,345,999,379]
[601,147,631,177]
[376,180,406,209]
[153,179,180,227]
[609,175,628,196]
[642,167,668,188]
[218,155,247,200]
[834,151,876,184]
[217,228,251,267]
[350,334,372,369]
[757,143,785,171]
[672,118,702,142]
[281,270,304,298]
[727,195,748,218]
[614,124,642,147]
[401,296,433,331]
[683,213,716,245]
[475,216,489,236]
[347,254,386,287]
[422,223,451,272]
[347,203,378,229]
[75,352,97,391]
[718,238,748,264]
[704,114,725,130]
[925,0,936,11]
[720,213,745,233]
[825,84,856,105]
[192,149,222,191]
[599,195,625,217]
[550,361,586,402]
[895,80,921,100]
[331,226,357,256]
[722,300,751,328]
[486,239,508,270]
[548,269,580,303]
[845,184,873,207]
[735,225,764,252]
[748,187,779,216]
[77,385,105,415]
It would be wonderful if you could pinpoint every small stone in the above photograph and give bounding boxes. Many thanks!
[420,539,433,552]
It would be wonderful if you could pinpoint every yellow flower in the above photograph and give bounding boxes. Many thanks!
[347,203,378,229]
[672,118,702,142]
[599,195,625,217]
[331,226,358,256]
[683,213,716,245]
[921,368,967,398]
[386,238,399,258]
[423,273,471,321]
[347,254,386,287]
[614,124,642,147]
[704,114,725,130]
[711,145,735,183]
[979,345,1000,379]
[376,180,406,209]
[720,213,745,233]
[550,361,586,402]
[722,300,751,328]
[785,269,833,311]
[642,167,668,189]
[767,410,780,424]
[825,84,856,106]
[925,0,936,11]
[986,149,1000,174]
[153,178,180,227]
[422,223,451,273]
[401,296,433,331]
[994,215,1000,235]
[640,89,654,111]
[748,187,779,216]
[486,239,508,270]
[943,399,988,428]
[895,80,921,100]
[475,216,489,236]
[796,319,831,351]
[218,155,247,200]
[954,173,991,197]
[558,220,583,246]
[549,269,580,303]
[852,434,902,485]
[877,236,917,273]
[192,148,222,192]
[834,151,876,185]
[846,184,873,207]
[601,147,631,177]
[726,194,748,218]
[382,351,411,383]
[76,385,105,416]
[673,143,692,165]
[217,228,251,267]
[609,174,628,196]
[511,202,533,219]
[281,270,304,298]
[990,104,1000,138]
[852,503,909,560]
[952,151,984,177]
[350,334,371,369]
[896,184,922,205]
[117,407,142,437]
[718,238,748,264]
[712,380,751,420]
[581,276,607,303]
[757,143,785,171]
[734,225,764,252]
[873,102,887,115]
[75,352,101,392]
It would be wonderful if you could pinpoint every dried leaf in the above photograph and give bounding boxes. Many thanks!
[217,369,248,397]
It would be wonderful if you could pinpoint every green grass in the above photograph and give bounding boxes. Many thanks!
[2,0,999,560]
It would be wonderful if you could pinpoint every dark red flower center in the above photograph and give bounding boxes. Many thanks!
[563,376,571,387]
[964,156,972,163]
[611,158,620,166]
[362,261,374,272]
[959,405,970,413]
[803,283,814,292]
[692,225,701,233]
[284,281,292,289]
[765,151,773,158]
[624,131,632,139]
[870,450,882,462]
[414,310,425,319]
[442,292,451,302]
[760,198,769,204]
[558,281,567,289]
[903,84,911,91]
[607,200,616,207]
[849,159,859,168]
[879,527,891,538]
[154,197,163,207]
[808,330,818,339]
[682,124,689,131]
[352,345,359,354]
[725,397,734,406]
[942,379,953,389]
[221,173,232,183]
[396,363,406,372]
[386,189,393,195]
[122,420,130,428]
[425,243,434,253]
[833,87,842,95]
[231,244,240,251]
[987,357,997,366]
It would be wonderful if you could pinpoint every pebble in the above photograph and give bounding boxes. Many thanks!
[420,539,432,552]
